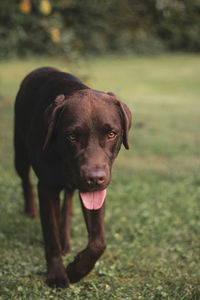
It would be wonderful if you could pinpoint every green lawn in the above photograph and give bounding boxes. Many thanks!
[0,54,200,299]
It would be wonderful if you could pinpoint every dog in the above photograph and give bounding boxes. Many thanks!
[14,67,132,287]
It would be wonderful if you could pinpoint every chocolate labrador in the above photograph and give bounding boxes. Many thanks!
[14,67,132,288]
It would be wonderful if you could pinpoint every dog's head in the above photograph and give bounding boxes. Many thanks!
[43,89,132,209]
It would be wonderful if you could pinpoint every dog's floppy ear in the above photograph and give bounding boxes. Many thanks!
[43,94,65,151]
[107,92,132,150]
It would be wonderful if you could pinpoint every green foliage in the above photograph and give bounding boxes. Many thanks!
[0,0,200,59]
[0,1,69,59]
[157,0,200,52]
[0,54,200,299]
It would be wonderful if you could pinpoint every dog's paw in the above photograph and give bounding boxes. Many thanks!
[66,262,82,283]
[66,251,96,283]
[61,240,71,256]
[25,210,38,219]
[47,271,70,288]
[47,260,70,288]
[25,204,38,218]
[60,230,71,255]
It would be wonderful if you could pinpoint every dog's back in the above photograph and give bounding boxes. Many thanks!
[14,67,85,137]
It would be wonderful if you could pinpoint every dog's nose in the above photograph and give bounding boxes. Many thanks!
[86,170,106,186]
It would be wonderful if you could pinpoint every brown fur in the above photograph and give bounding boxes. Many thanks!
[14,67,132,287]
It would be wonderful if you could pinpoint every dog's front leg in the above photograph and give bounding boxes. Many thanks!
[66,201,107,283]
[38,183,69,288]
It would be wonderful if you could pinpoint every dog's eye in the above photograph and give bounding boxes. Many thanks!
[67,134,77,142]
[107,131,116,139]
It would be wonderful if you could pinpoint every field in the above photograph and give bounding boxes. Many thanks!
[0,54,200,299]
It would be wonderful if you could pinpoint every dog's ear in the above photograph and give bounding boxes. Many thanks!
[43,94,65,151]
[107,92,132,150]
[117,100,132,150]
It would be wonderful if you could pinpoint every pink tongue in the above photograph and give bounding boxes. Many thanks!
[80,189,107,210]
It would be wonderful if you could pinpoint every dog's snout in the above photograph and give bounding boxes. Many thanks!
[86,170,106,186]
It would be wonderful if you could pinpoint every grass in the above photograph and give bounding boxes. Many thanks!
[0,54,200,299]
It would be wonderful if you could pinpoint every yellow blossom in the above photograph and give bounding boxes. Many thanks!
[19,0,32,14]
[50,28,60,43]
[40,0,51,15]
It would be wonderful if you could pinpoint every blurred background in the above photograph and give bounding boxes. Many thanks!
[1,0,200,59]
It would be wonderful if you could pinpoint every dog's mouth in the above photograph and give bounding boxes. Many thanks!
[80,189,107,210]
